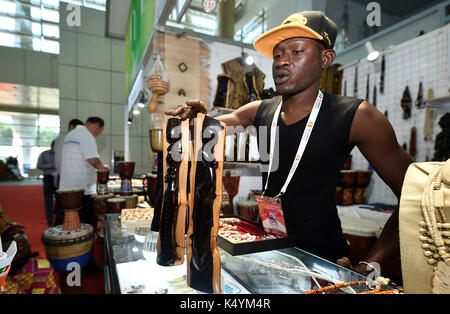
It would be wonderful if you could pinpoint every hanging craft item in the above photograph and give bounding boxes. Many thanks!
[416,82,424,109]
[433,113,450,162]
[320,64,343,94]
[156,118,189,267]
[400,86,412,120]
[217,56,265,109]
[244,72,261,102]
[409,127,417,160]
[187,113,226,294]
[213,74,233,108]
[424,107,435,161]
[379,55,385,94]
[399,160,450,294]
[146,54,170,113]
[365,74,370,100]
[372,86,377,108]
[222,171,240,215]
[353,66,358,97]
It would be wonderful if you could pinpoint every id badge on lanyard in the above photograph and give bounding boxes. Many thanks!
[255,91,324,236]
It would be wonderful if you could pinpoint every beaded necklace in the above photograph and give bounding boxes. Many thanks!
[419,163,450,294]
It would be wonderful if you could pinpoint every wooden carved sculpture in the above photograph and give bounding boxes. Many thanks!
[187,113,225,294]
[156,118,189,266]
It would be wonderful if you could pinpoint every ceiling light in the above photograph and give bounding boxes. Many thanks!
[137,91,147,108]
[244,54,254,66]
[365,41,380,62]
[240,51,254,67]
[133,107,141,116]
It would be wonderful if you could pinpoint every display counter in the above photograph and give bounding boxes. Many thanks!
[104,214,389,294]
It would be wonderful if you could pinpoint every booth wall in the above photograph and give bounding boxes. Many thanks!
[342,24,450,205]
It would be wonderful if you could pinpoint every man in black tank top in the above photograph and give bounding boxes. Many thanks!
[167,11,413,277]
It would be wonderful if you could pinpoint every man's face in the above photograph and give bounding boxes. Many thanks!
[86,123,104,137]
[272,37,324,96]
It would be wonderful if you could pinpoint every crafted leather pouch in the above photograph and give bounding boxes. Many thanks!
[399,159,450,294]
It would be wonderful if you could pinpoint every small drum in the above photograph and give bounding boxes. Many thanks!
[343,155,352,170]
[117,161,135,196]
[336,187,343,205]
[340,216,380,264]
[353,188,367,204]
[93,193,114,216]
[356,171,372,188]
[342,188,354,206]
[338,170,356,188]
[96,170,110,194]
[117,194,138,209]
[93,193,114,238]
[107,198,127,214]
[237,201,259,221]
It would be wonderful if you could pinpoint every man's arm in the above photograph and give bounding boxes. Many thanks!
[348,101,413,273]
[165,100,261,130]
[87,158,110,171]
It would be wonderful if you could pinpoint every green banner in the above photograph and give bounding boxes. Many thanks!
[125,0,155,96]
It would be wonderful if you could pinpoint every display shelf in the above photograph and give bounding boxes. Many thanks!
[224,162,262,177]
[104,213,399,294]
[224,161,261,168]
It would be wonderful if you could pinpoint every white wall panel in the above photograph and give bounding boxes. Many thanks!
[77,33,112,71]
[77,67,111,103]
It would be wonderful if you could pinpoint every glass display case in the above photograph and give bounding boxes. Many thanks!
[104,214,385,294]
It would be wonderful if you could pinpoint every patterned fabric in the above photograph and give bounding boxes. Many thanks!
[0,204,61,295]
[0,205,25,236]
[1,256,61,294]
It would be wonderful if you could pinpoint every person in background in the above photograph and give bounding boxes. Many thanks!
[37,140,57,226]
[53,119,84,226]
[59,117,110,227]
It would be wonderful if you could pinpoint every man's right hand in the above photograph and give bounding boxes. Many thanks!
[165,100,208,121]
[101,164,111,172]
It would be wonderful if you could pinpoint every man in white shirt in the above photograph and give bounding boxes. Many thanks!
[59,117,110,226]
[54,119,84,187]
[53,119,84,226]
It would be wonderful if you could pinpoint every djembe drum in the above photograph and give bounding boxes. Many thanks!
[96,169,110,195]
[42,188,95,272]
[93,193,114,239]
[106,198,127,214]
[353,171,372,204]
[117,161,135,196]
[340,216,380,265]
[116,194,138,209]
[338,170,356,206]
[237,200,259,221]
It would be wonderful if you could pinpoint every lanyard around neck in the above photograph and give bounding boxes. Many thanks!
[263,90,324,199]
